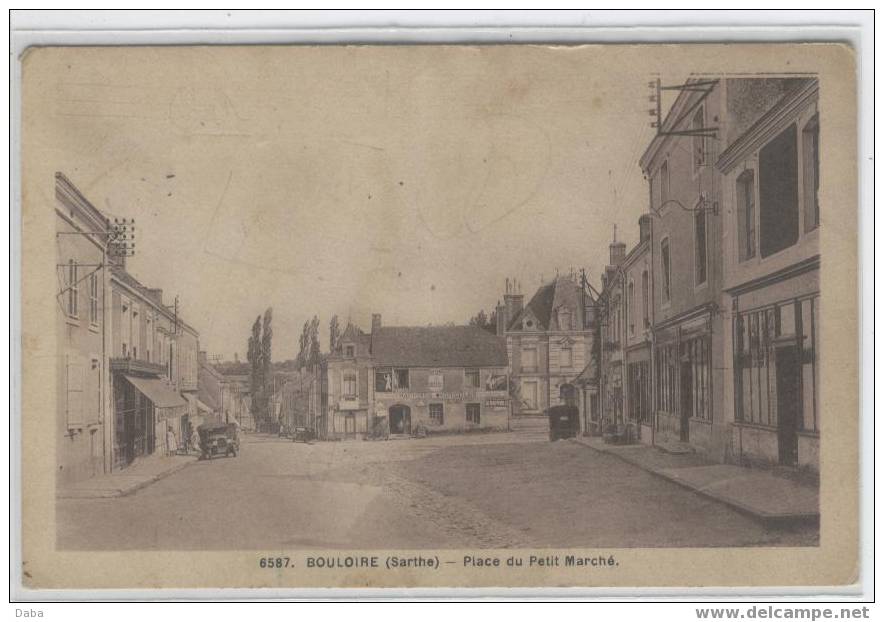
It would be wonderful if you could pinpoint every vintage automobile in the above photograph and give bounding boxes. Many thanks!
[198,423,240,459]
[547,405,580,441]
[291,426,316,443]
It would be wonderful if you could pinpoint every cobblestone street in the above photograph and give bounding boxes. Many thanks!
[57,432,819,551]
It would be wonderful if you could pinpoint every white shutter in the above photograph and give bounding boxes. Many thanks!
[66,354,85,428]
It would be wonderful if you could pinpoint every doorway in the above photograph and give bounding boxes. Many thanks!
[388,404,412,435]
[679,361,693,442]
[776,345,800,466]
[344,414,356,436]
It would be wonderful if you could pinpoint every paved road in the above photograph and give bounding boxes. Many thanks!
[57,431,818,550]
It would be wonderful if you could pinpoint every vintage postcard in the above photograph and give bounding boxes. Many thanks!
[19,42,858,591]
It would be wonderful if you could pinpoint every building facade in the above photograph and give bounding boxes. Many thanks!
[498,275,596,418]
[622,217,655,441]
[108,267,200,467]
[312,315,510,440]
[717,78,820,471]
[639,78,728,459]
[55,173,112,485]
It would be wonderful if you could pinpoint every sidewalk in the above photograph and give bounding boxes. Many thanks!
[572,436,819,524]
[57,453,198,499]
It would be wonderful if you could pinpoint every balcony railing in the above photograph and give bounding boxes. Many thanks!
[110,357,167,377]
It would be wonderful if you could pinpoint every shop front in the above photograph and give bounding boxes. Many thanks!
[112,369,188,467]
[729,269,819,471]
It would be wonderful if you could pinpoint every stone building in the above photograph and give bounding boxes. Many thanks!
[55,173,112,485]
[622,216,655,441]
[369,317,510,435]
[639,77,727,458]
[313,315,509,439]
[717,78,820,471]
[597,241,626,434]
[498,274,596,418]
[108,267,201,466]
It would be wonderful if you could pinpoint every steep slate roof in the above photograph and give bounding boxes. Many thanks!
[371,325,507,368]
[333,324,372,359]
[509,275,589,332]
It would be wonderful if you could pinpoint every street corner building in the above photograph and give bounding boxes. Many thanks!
[496,274,598,430]
[608,76,822,471]
[55,172,206,486]
[319,314,511,440]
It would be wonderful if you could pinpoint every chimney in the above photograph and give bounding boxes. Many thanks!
[234,352,239,363]
[609,241,626,266]
[495,299,507,336]
[503,277,524,327]
[371,313,382,334]
[638,214,652,243]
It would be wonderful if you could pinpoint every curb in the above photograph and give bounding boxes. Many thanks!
[570,437,818,526]
[57,458,198,500]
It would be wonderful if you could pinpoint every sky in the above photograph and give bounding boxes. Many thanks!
[33,45,674,360]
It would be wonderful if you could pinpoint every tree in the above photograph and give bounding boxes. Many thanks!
[296,320,310,370]
[329,315,340,353]
[469,308,498,334]
[259,307,274,430]
[469,309,488,328]
[247,315,262,425]
[308,315,321,369]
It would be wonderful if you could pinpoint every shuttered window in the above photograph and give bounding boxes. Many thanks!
[66,353,85,428]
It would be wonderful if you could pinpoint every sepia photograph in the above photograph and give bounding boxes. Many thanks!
[17,37,860,593]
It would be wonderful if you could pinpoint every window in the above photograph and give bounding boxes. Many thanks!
[627,280,635,335]
[737,170,756,261]
[627,361,652,424]
[375,368,393,392]
[131,306,140,360]
[641,270,650,329]
[695,208,707,285]
[522,346,538,372]
[560,346,573,369]
[88,272,99,325]
[429,403,444,425]
[734,298,819,433]
[760,124,799,257]
[692,107,706,175]
[394,368,409,389]
[66,260,79,317]
[684,336,711,421]
[803,114,820,232]
[466,403,481,425]
[558,310,571,331]
[655,343,678,413]
[659,161,670,209]
[521,380,539,410]
[464,368,480,388]
[661,238,671,303]
[342,371,357,398]
[345,344,355,357]
[121,300,130,357]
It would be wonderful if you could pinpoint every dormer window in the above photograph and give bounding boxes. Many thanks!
[345,344,355,357]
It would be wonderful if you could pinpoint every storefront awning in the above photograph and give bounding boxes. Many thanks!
[124,375,188,409]
[185,393,214,414]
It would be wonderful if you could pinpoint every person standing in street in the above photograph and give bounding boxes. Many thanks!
[190,425,200,456]
[166,425,177,457]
